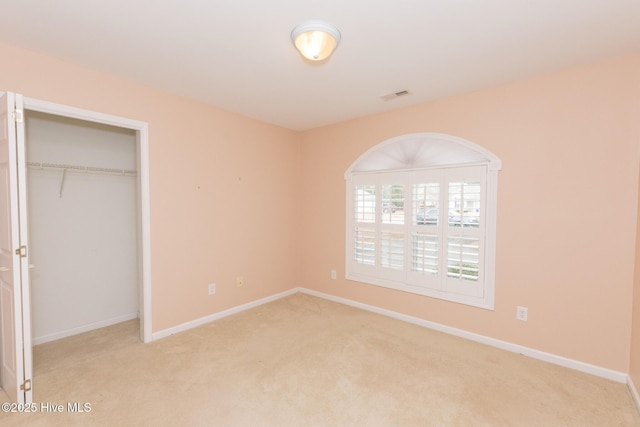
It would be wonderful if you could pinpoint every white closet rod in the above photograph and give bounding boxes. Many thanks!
[27,161,137,176]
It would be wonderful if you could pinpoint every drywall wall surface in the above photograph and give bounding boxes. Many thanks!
[299,55,640,372]
[0,42,302,332]
[2,40,639,375]
[630,156,640,387]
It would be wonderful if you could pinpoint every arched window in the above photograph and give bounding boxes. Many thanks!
[345,133,501,309]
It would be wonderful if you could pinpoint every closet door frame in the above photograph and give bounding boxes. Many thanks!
[23,96,152,344]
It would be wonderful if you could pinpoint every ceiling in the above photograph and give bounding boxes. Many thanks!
[1,0,639,131]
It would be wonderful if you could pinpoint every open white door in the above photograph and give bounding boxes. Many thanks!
[0,92,33,404]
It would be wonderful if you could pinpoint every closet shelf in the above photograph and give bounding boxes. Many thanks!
[27,161,137,176]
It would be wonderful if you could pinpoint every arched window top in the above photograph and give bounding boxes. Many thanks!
[345,133,502,178]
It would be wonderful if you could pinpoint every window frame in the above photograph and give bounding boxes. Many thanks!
[345,133,500,310]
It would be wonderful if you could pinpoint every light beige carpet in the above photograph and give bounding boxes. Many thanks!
[1,292,639,426]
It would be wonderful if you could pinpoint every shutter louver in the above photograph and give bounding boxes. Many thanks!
[381,184,404,271]
[354,184,376,266]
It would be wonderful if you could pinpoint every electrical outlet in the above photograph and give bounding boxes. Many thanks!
[208,283,216,295]
[236,276,243,288]
[331,270,337,280]
[516,306,528,322]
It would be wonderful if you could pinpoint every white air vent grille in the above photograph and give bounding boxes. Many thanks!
[380,90,411,101]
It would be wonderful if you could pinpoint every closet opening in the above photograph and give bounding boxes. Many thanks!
[0,93,151,404]
[25,111,140,345]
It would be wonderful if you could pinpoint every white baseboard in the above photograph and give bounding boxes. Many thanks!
[151,288,299,341]
[628,377,640,414]
[32,312,138,345]
[299,287,629,384]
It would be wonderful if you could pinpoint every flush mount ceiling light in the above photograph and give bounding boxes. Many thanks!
[291,21,341,61]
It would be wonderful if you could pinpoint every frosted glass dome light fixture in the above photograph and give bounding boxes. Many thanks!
[291,21,341,61]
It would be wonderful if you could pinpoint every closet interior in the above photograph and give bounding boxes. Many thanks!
[25,111,139,345]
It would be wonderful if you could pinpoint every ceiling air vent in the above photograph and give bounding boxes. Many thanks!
[380,90,411,101]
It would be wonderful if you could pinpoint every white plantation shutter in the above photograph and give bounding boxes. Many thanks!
[379,177,405,281]
[380,230,404,270]
[354,227,375,266]
[442,166,485,298]
[353,184,376,265]
[350,173,406,281]
[346,165,493,308]
[352,182,376,276]
[411,233,439,276]
[345,133,500,309]
[407,170,442,289]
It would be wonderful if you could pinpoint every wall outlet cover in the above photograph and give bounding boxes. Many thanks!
[516,306,528,321]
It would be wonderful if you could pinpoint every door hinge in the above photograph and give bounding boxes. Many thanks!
[11,109,24,123]
[20,379,31,392]
[15,245,27,258]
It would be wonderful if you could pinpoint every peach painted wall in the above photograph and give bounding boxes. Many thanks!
[631,168,640,386]
[300,55,640,372]
[0,42,302,331]
[2,40,639,374]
